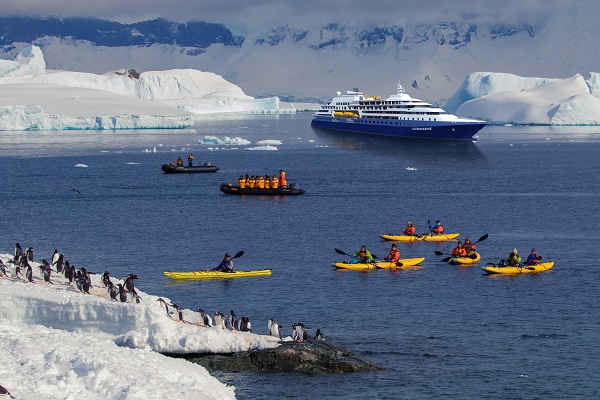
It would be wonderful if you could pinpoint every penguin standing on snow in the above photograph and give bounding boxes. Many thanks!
[230,310,239,331]
[196,309,212,327]
[25,247,34,262]
[54,254,64,274]
[172,304,184,322]
[109,283,119,301]
[292,323,311,342]
[268,319,281,339]
[102,271,111,287]
[157,298,171,316]
[25,264,33,283]
[0,260,7,277]
[117,283,128,302]
[240,316,252,332]
[214,311,227,329]
[51,249,59,267]
[14,243,22,258]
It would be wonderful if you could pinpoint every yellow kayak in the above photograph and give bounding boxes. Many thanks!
[482,262,554,275]
[333,258,425,271]
[449,252,481,265]
[164,269,272,280]
[380,233,460,242]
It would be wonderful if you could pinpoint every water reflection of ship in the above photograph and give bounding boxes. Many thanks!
[312,127,489,168]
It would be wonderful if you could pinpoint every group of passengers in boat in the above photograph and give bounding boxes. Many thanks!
[174,154,195,167]
[237,170,287,189]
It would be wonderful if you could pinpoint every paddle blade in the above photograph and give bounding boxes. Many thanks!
[434,251,445,256]
[442,257,452,263]
[371,254,378,260]
[233,251,244,259]
[334,248,348,256]
[395,262,403,267]
[468,253,479,259]
[475,234,489,244]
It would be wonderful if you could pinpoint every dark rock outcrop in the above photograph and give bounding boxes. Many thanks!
[187,340,382,374]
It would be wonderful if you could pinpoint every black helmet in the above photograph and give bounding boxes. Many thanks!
[225,253,231,258]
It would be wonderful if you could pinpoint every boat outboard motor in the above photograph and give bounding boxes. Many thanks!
[290,183,299,190]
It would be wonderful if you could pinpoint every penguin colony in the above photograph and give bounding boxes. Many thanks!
[2,243,327,338]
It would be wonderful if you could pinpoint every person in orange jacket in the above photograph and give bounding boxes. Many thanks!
[279,170,287,187]
[430,220,444,235]
[451,241,467,258]
[403,221,416,236]
[187,153,194,166]
[271,175,279,189]
[384,244,400,262]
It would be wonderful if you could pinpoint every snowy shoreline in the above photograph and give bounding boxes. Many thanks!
[0,251,283,399]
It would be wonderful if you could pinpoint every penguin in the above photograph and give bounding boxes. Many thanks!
[109,283,119,301]
[213,312,225,329]
[123,273,139,292]
[117,283,128,302]
[102,271,111,287]
[172,304,184,322]
[63,261,70,278]
[68,264,76,283]
[14,242,22,258]
[230,310,239,331]
[25,264,33,283]
[268,319,281,339]
[291,323,311,342]
[51,249,59,267]
[240,316,252,332]
[54,254,64,274]
[196,309,212,327]
[26,247,34,262]
[0,260,8,277]
[157,298,171,316]
[105,278,115,295]
[0,384,15,399]
[313,329,326,341]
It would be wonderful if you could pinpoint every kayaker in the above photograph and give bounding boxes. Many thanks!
[187,153,194,166]
[507,248,522,266]
[212,253,234,273]
[279,170,287,187]
[384,244,400,262]
[451,241,467,258]
[463,238,476,254]
[351,245,373,264]
[430,220,444,235]
[403,221,416,236]
[525,248,542,265]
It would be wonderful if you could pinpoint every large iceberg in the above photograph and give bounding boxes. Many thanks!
[0,45,285,131]
[450,72,600,125]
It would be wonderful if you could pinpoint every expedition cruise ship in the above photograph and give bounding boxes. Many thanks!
[311,82,486,141]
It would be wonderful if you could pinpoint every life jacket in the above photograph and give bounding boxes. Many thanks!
[238,177,246,188]
[279,172,287,187]
[258,177,265,189]
[387,249,400,262]
[264,178,271,189]
[271,177,279,189]
[433,224,444,234]
[404,226,416,235]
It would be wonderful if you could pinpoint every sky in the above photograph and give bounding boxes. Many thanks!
[0,0,590,28]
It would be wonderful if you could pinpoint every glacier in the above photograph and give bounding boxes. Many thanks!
[0,45,285,131]
[454,73,600,125]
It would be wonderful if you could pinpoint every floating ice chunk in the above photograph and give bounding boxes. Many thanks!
[74,164,88,168]
[308,140,315,143]
[199,135,251,146]
[127,162,141,165]
[246,145,278,151]
[153,147,157,153]
[406,167,417,171]
[256,139,282,145]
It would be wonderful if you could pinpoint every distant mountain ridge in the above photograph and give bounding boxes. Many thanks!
[0,17,243,49]
[1,13,598,106]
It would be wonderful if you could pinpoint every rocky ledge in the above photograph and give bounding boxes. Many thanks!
[187,340,383,374]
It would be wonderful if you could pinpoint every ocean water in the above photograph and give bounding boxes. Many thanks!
[1,113,599,399]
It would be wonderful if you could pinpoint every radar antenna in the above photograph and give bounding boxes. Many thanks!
[397,81,405,94]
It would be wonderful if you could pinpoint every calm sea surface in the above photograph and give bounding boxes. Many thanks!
[1,113,599,399]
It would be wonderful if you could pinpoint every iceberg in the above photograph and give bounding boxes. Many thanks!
[451,73,600,125]
[199,135,252,146]
[0,45,287,131]
[0,250,285,398]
